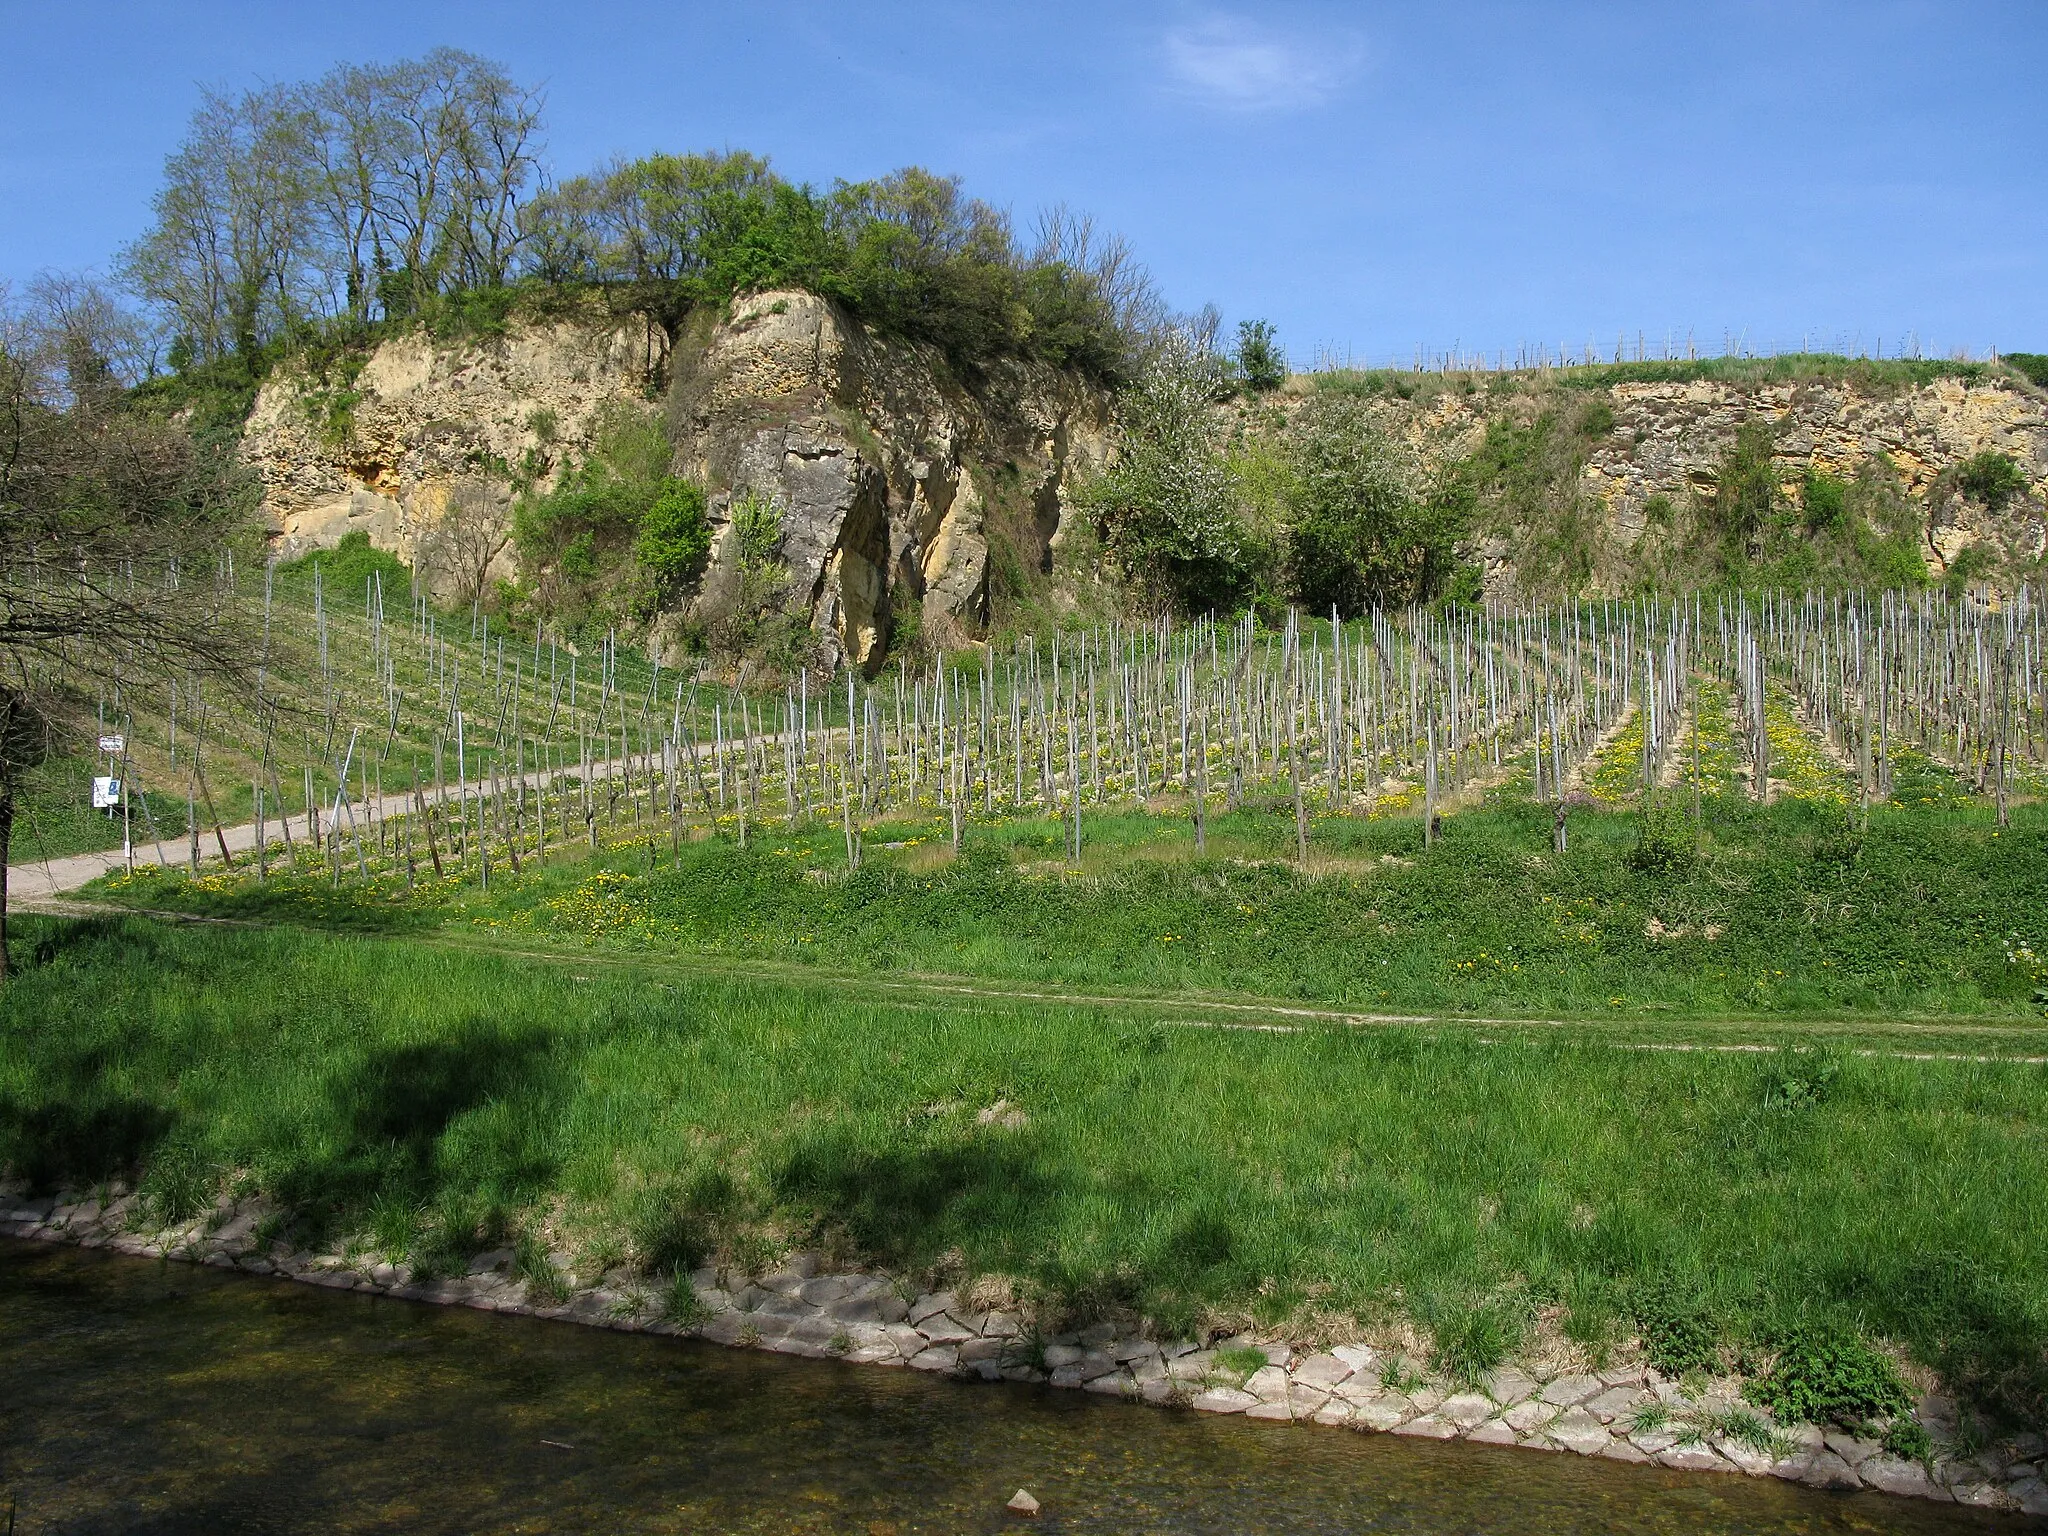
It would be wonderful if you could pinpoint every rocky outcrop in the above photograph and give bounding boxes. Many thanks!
[241,291,1112,670]
[1365,372,2048,596]
[666,290,1110,667]
[242,303,671,581]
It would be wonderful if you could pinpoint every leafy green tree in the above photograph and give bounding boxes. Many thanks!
[1074,331,1254,613]
[1235,319,1285,393]
[519,155,1150,381]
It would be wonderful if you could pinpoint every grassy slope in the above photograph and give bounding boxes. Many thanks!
[3,911,2044,1424]
[97,794,2048,1022]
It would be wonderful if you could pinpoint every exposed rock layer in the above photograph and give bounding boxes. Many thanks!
[240,292,1113,668]
[243,308,2048,649]
[1355,374,2048,596]
[666,290,1111,667]
[242,306,670,578]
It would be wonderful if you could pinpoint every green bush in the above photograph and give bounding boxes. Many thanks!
[514,1232,569,1301]
[1745,1324,1912,1428]
[1214,1345,1271,1384]
[511,409,703,626]
[1942,542,1998,600]
[1626,804,1696,877]
[1074,332,1259,614]
[1705,421,1782,557]
[274,529,411,598]
[1235,319,1285,394]
[1635,1289,1722,1377]
[1800,468,1847,532]
[634,479,712,601]
[1882,1417,1932,1462]
[1955,451,2029,513]
[2006,353,2048,389]
[1282,394,1468,614]
[664,1272,711,1326]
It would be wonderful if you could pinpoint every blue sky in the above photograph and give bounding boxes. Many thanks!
[4,1,2043,366]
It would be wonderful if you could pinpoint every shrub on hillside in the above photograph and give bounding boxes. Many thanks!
[1955,450,2028,513]
[634,479,713,605]
[1234,319,1285,394]
[274,529,411,598]
[1281,394,1470,614]
[511,408,704,627]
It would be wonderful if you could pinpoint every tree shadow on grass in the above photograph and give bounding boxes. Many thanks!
[120,877,445,935]
[0,1088,173,1193]
[269,1021,563,1236]
[0,920,181,1192]
[773,1127,1063,1275]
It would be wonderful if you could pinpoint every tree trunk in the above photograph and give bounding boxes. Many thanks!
[0,782,13,982]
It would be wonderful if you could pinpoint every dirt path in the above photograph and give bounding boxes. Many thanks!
[3,752,663,903]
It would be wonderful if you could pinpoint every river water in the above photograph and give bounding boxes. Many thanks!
[1,1241,2012,1534]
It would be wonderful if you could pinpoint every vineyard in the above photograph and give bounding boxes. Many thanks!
[20,539,2044,892]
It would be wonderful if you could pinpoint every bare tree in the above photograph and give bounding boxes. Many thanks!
[304,61,405,323]
[123,51,545,342]
[0,297,260,979]
[22,273,160,407]
[445,59,545,289]
[373,49,543,308]
[417,477,509,606]
[1030,202,1169,342]
[121,83,322,362]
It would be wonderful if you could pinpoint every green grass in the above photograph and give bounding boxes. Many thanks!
[95,794,2048,1022]
[3,911,2045,1425]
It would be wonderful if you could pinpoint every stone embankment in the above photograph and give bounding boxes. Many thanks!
[6,1186,2043,1517]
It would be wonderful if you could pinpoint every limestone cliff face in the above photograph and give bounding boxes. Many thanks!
[241,291,1111,669]
[665,290,1111,667]
[242,305,670,576]
[1362,373,2048,594]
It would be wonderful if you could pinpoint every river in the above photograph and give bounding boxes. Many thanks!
[0,1241,2012,1533]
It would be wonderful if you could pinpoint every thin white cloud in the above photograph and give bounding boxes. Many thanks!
[1163,16,1363,113]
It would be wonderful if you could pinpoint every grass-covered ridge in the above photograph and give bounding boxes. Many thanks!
[1311,352,2017,399]
[3,912,2045,1427]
